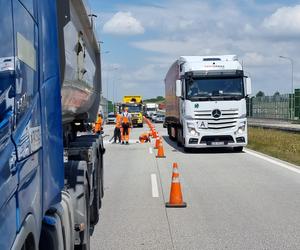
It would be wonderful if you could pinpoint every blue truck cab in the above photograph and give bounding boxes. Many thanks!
[0,1,104,249]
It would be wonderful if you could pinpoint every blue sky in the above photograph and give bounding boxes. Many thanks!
[88,0,300,101]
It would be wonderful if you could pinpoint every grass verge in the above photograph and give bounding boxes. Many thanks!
[247,127,300,166]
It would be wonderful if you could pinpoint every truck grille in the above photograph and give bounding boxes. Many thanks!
[195,109,239,129]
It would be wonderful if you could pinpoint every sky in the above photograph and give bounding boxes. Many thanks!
[87,0,300,102]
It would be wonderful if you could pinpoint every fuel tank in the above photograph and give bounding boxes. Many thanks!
[57,0,101,124]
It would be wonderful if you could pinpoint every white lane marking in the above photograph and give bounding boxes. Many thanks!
[151,174,159,198]
[149,147,153,154]
[244,149,300,174]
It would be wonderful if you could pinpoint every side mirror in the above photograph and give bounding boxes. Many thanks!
[244,77,252,96]
[176,80,182,97]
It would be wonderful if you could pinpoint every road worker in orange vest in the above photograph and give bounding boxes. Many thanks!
[94,113,103,134]
[121,107,132,144]
[139,132,151,143]
[113,112,122,143]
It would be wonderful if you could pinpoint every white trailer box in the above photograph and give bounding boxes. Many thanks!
[164,55,252,151]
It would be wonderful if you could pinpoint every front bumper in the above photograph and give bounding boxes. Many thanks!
[183,120,248,148]
[132,117,143,126]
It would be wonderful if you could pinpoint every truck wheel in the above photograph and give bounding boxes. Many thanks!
[177,128,183,147]
[168,126,176,141]
[100,152,104,200]
[167,125,171,138]
[74,186,90,250]
[65,161,91,250]
[233,146,243,152]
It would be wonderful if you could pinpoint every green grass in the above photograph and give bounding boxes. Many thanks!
[247,127,300,166]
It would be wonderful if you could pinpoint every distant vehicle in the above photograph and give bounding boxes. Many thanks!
[153,114,165,123]
[107,112,116,124]
[151,113,157,121]
[121,96,144,127]
[145,103,158,118]
[164,55,252,152]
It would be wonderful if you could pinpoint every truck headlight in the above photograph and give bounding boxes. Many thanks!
[187,122,198,135]
[190,129,197,136]
[237,122,246,134]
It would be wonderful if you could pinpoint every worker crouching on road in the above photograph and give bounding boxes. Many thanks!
[113,112,122,143]
[121,108,132,145]
[139,132,151,143]
[94,113,103,134]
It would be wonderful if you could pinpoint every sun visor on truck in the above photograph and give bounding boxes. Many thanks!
[185,70,244,78]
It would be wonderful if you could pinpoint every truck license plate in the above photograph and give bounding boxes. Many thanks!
[211,141,224,145]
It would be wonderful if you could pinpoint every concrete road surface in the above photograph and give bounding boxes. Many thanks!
[91,123,300,250]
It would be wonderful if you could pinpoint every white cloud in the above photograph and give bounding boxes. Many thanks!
[263,5,300,36]
[100,1,300,97]
[102,12,145,35]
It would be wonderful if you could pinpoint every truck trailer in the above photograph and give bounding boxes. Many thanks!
[164,55,252,152]
[0,1,105,249]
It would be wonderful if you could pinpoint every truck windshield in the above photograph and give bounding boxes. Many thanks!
[186,77,244,101]
[125,106,142,113]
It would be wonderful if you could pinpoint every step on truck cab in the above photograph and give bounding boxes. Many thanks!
[0,1,105,249]
[164,55,252,152]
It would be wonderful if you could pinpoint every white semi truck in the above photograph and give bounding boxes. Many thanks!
[145,103,158,118]
[164,55,252,152]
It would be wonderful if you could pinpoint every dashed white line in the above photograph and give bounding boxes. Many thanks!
[151,174,159,198]
[245,149,300,174]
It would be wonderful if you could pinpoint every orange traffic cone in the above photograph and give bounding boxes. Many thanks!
[152,129,157,139]
[154,137,160,149]
[156,139,166,158]
[171,162,179,178]
[166,164,186,208]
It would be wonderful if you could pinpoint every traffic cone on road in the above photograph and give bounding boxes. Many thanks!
[171,162,179,178]
[152,129,157,139]
[154,137,160,149]
[166,164,187,208]
[156,139,166,158]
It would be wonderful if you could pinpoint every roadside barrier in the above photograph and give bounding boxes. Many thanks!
[166,163,187,208]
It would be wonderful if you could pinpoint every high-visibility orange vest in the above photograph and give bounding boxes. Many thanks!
[122,112,130,124]
[139,132,150,143]
[94,116,102,132]
[115,114,122,128]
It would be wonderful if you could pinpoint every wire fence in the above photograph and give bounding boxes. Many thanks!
[247,89,300,121]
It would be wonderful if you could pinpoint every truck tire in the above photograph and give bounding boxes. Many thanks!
[68,141,101,227]
[177,127,183,147]
[64,161,91,250]
[168,125,176,141]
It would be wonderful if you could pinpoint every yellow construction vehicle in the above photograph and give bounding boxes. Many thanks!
[121,96,144,127]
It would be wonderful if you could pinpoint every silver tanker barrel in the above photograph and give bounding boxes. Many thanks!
[57,0,101,124]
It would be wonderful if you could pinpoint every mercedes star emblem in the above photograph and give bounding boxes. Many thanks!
[212,109,221,119]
